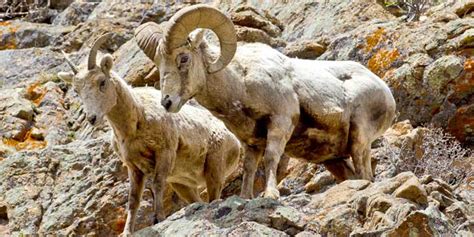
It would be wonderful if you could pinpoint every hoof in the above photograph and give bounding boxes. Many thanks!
[240,191,254,200]
[154,213,165,224]
[263,187,280,199]
[119,231,132,237]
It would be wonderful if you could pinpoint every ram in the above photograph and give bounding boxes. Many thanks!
[58,34,241,235]
[135,4,396,199]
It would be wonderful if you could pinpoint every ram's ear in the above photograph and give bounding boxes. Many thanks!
[57,71,74,83]
[100,54,114,76]
[188,29,206,50]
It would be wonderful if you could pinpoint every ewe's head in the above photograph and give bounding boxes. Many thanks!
[135,4,237,112]
[58,34,118,126]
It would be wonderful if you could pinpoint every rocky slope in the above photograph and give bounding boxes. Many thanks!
[0,0,473,236]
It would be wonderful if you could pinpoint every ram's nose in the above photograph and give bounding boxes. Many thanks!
[87,115,97,125]
[161,95,172,111]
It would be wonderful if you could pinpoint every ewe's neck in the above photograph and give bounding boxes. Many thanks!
[105,74,141,138]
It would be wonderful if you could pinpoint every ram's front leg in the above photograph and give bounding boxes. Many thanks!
[263,116,294,199]
[151,149,172,223]
[123,165,145,236]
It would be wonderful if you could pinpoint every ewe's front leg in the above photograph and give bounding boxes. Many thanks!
[151,150,172,223]
[263,116,294,199]
[123,166,145,236]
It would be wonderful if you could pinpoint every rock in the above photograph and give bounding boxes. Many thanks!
[304,171,336,193]
[113,39,157,87]
[0,21,73,50]
[284,40,327,59]
[59,19,133,53]
[227,221,289,237]
[235,25,282,47]
[444,201,472,227]
[88,0,157,24]
[423,55,464,94]
[0,88,35,147]
[231,6,282,37]
[0,48,64,89]
[448,28,474,50]
[269,205,305,235]
[385,208,453,236]
[49,0,74,10]
[0,136,140,236]
[277,160,318,195]
[454,0,474,17]
[52,2,99,26]
[393,177,428,205]
[24,8,58,24]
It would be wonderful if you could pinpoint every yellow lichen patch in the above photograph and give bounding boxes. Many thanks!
[365,28,385,53]
[367,48,400,78]
[2,129,47,151]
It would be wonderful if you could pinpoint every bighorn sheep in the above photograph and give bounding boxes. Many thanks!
[135,4,396,199]
[58,34,241,235]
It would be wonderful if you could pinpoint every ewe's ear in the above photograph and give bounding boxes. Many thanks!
[188,29,205,49]
[57,72,74,83]
[100,54,114,76]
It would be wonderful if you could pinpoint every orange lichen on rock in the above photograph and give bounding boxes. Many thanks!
[110,207,126,233]
[454,59,474,96]
[2,129,47,151]
[0,21,17,50]
[25,82,47,105]
[367,48,400,78]
[447,104,474,143]
[365,28,385,53]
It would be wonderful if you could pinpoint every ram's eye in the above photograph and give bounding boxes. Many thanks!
[99,79,106,92]
[179,55,189,64]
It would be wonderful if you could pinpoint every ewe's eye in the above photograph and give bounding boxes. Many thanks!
[99,79,106,92]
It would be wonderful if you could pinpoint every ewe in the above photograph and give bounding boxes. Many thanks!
[58,34,241,235]
[135,4,397,199]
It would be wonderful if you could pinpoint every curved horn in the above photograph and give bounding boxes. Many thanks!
[61,50,78,74]
[164,4,237,73]
[88,33,112,70]
[134,22,164,62]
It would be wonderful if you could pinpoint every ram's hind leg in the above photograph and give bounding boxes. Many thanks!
[263,116,295,199]
[349,121,373,181]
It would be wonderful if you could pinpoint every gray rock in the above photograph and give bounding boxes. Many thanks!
[0,21,73,50]
[0,48,64,89]
[52,2,99,26]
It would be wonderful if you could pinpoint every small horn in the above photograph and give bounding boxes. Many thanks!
[61,50,78,74]
[88,33,113,70]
